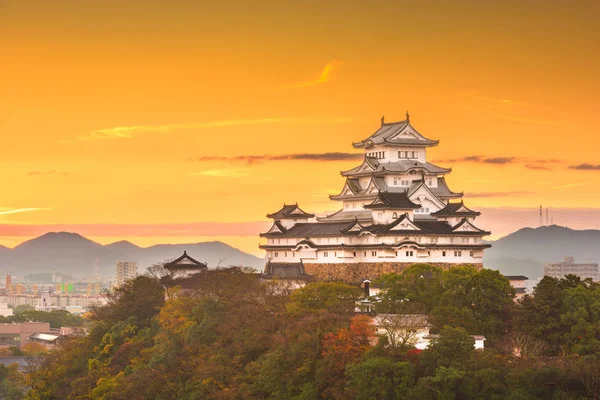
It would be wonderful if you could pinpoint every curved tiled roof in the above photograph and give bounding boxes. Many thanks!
[352,119,439,148]
[267,204,315,219]
[364,192,420,210]
[342,159,451,177]
[431,201,480,217]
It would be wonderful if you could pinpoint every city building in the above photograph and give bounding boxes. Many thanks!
[4,293,108,311]
[115,261,138,287]
[505,275,528,300]
[0,322,50,348]
[260,114,490,282]
[0,303,13,317]
[544,257,599,281]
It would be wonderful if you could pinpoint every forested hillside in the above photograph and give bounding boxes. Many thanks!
[12,266,600,399]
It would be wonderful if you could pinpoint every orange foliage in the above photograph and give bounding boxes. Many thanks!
[322,315,375,370]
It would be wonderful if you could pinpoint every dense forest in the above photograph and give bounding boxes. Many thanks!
[4,265,600,399]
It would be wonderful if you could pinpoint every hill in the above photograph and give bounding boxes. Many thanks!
[484,225,600,279]
[0,232,265,277]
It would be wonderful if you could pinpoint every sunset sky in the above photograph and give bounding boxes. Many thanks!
[1,0,599,255]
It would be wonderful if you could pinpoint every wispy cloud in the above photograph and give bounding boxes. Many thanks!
[460,91,530,107]
[569,163,600,171]
[190,169,252,178]
[71,116,351,142]
[192,152,363,165]
[0,207,50,216]
[27,170,68,177]
[468,191,535,198]
[440,155,516,165]
[457,105,562,126]
[287,61,341,88]
[551,183,588,189]
[441,156,564,171]
[524,164,551,171]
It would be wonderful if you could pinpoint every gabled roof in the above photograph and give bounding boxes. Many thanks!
[431,177,463,199]
[352,118,439,149]
[341,219,366,233]
[431,201,480,217]
[452,218,491,235]
[347,178,362,194]
[164,251,208,270]
[342,160,451,177]
[389,214,421,231]
[260,221,357,238]
[262,221,287,236]
[267,204,315,219]
[406,180,447,210]
[505,275,529,281]
[316,209,373,223]
[364,192,420,210]
[261,217,490,238]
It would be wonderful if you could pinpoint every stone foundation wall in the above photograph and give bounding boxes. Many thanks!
[303,262,483,284]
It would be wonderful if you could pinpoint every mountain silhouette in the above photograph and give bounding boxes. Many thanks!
[0,232,265,277]
[485,225,600,279]
[1,226,597,280]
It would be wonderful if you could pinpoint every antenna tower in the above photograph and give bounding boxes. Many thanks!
[539,205,543,227]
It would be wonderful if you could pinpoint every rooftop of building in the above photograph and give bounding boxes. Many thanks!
[352,114,439,149]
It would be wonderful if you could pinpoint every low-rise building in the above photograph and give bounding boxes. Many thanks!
[505,275,528,300]
[0,322,51,348]
[544,257,599,281]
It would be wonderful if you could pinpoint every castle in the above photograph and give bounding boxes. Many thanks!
[260,113,490,282]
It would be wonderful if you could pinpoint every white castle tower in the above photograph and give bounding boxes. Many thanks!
[260,113,490,282]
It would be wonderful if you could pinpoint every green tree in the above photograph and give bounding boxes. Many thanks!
[346,357,415,400]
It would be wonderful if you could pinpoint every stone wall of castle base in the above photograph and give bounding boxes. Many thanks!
[302,262,483,284]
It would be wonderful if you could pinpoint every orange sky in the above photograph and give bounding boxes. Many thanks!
[1,0,599,255]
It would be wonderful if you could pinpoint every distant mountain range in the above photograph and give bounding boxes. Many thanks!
[0,232,265,277]
[0,226,596,280]
[484,225,600,280]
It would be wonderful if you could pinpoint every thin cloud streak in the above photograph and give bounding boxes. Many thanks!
[570,163,600,170]
[551,183,588,189]
[193,152,363,164]
[74,116,351,141]
[0,207,50,216]
[191,169,252,178]
[287,61,341,88]
[440,155,516,165]
[468,191,535,198]
[27,170,68,176]
[460,91,531,107]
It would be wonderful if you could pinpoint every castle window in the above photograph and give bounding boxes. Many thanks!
[442,251,446,257]
[406,251,414,256]
[395,251,398,256]
[284,252,287,257]
[334,251,337,257]
[469,251,474,257]
[353,251,356,257]
[392,212,398,219]
[454,251,462,257]
[364,251,367,257]
[412,151,417,158]
[324,251,329,257]
[371,251,377,257]
[274,252,279,257]
[393,177,398,185]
